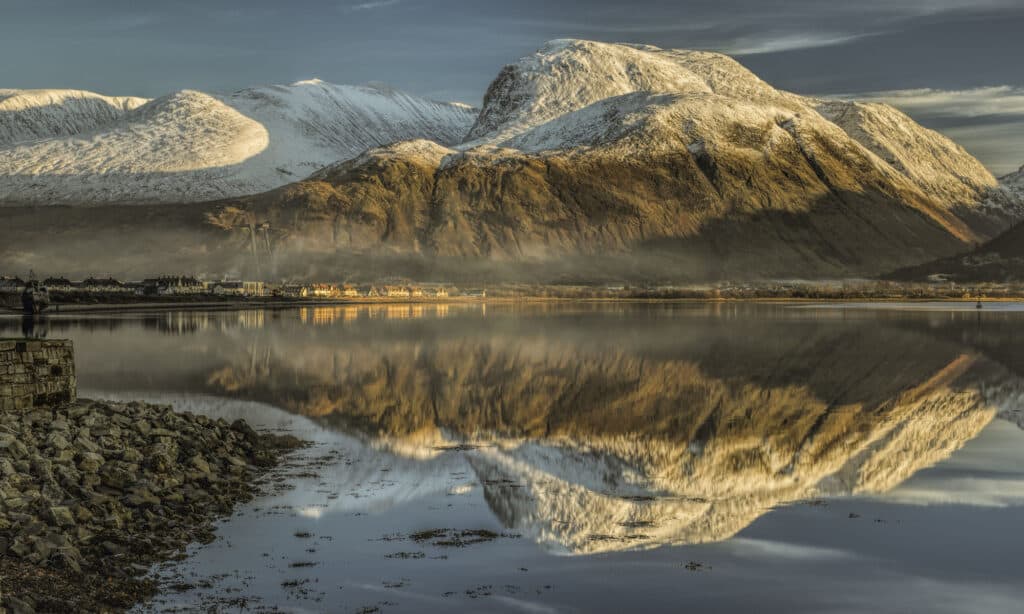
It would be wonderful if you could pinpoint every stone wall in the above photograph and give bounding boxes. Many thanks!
[0,339,76,411]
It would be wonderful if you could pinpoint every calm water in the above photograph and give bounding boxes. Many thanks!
[4,302,1024,613]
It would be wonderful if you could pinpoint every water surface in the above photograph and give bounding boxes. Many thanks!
[4,302,1024,613]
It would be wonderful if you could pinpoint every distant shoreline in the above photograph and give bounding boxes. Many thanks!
[2,294,1023,316]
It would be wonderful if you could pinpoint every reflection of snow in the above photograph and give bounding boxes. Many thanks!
[460,377,996,554]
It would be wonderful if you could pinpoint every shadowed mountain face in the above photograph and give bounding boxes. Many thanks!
[23,304,1021,554]
[890,216,1024,282]
[2,41,1021,282]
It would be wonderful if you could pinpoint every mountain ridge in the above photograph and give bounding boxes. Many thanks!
[0,80,475,204]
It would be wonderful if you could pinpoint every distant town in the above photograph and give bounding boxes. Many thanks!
[0,275,481,301]
[1,274,1020,306]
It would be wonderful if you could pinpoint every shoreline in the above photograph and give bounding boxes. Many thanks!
[0,398,307,613]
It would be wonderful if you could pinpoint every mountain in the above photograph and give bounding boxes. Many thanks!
[196,40,1022,281]
[887,167,1024,282]
[1,40,1021,281]
[1004,165,1024,200]
[0,88,147,144]
[0,80,475,204]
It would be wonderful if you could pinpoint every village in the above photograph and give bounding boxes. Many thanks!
[0,274,478,301]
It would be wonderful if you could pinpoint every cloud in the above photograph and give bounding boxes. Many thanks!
[346,0,400,11]
[836,86,1024,119]
[726,32,876,56]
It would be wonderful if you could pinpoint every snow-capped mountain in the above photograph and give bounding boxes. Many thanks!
[0,80,475,203]
[3,40,1023,281]
[196,39,1021,281]
[461,40,1008,216]
[0,88,147,145]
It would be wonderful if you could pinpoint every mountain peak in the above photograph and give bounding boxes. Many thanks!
[465,39,795,146]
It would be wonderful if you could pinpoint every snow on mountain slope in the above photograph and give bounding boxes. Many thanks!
[458,40,1014,219]
[1002,165,1024,198]
[815,99,1008,212]
[0,88,147,145]
[0,80,475,204]
[463,39,805,147]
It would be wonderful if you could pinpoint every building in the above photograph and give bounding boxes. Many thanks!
[385,286,410,298]
[0,277,25,293]
[410,287,424,298]
[309,283,339,298]
[144,276,206,295]
[212,281,246,296]
[274,284,308,298]
[209,280,267,297]
[243,281,266,297]
[81,277,132,293]
[341,285,360,298]
[432,287,449,298]
[43,277,73,292]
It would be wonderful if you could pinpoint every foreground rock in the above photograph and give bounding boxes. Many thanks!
[0,399,305,613]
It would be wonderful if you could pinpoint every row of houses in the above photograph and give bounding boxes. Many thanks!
[2,275,467,300]
[276,283,452,299]
[0,276,269,297]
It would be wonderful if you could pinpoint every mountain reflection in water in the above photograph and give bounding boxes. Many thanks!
[7,303,1023,554]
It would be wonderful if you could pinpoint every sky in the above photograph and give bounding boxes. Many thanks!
[1,0,1021,174]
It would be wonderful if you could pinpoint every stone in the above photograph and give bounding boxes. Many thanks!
[45,432,70,450]
[76,452,103,473]
[45,506,76,528]
[189,454,211,474]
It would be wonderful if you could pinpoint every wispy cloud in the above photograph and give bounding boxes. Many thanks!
[346,0,400,11]
[725,32,876,56]
[836,86,1024,119]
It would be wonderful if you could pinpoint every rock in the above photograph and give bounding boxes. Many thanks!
[101,540,126,555]
[98,463,136,490]
[51,546,83,574]
[45,432,70,451]
[189,454,211,474]
[76,452,103,473]
[0,398,307,611]
[3,595,36,614]
[44,506,75,528]
[0,435,29,460]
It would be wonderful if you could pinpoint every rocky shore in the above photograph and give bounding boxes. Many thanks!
[0,398,305,613]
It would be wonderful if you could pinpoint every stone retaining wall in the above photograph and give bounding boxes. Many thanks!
[0,339,76,411]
